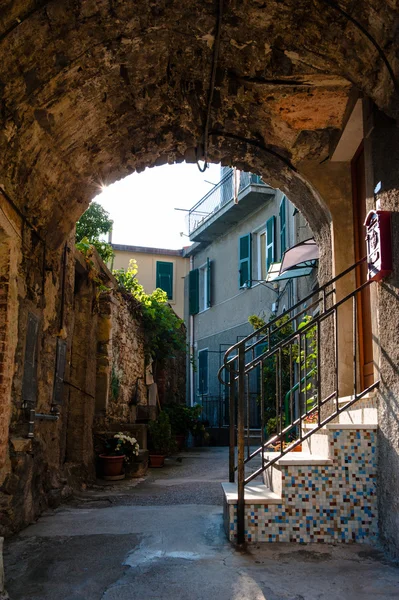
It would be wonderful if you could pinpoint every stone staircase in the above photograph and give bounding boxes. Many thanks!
[222,394,378,544]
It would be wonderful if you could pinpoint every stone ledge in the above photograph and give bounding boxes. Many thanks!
[325,423,378,430]
[222,482,281,505]
[338,392,376,404]
[273,452,332,466]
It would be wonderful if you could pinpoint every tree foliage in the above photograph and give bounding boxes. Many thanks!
[76,201,114,263]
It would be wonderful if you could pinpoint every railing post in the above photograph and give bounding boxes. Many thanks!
[228,363,235,483]
[237,345,246,545]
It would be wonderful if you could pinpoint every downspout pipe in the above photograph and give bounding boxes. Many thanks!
[190,255,195,407]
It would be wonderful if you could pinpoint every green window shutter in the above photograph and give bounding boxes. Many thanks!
[206,258,212,308]
[156,261,173,299]
[239,233,252,288]
[198,349,208,395]
[266,216,276,271]
[279,196,287,258]
[189,268,199,315]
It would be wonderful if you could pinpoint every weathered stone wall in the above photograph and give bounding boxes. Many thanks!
[0,214,150,534]
[0,195,77,534]
[94,289,146,428]
[365,108,399,559]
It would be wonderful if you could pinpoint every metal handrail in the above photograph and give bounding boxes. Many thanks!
[221,261,379,545]
[218,257,367,385]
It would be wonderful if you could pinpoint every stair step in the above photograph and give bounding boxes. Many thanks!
[338,392,376,404]
[325,423,377,430]
[272,452,332,466]
[224,424,378,544]
[222,482,281,505]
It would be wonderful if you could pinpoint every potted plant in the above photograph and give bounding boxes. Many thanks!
[148,411,175,467]
[100,432,140,479]
[164,403,204,450]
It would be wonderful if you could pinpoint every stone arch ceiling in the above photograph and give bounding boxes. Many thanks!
[0,1,398,243]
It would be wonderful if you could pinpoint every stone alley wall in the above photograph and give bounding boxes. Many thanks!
[0,200,185,536]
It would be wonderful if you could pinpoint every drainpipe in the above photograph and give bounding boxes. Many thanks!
[190,255,195,407]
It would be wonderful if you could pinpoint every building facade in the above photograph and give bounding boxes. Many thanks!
[112,244,189,319]
[185,169,315,426]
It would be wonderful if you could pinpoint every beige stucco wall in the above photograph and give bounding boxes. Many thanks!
[112,249,189,319]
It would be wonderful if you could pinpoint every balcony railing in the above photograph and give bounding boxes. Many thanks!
[187,169,263,237]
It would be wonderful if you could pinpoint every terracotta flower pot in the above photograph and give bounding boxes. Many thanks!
[149,454,165,468]
[100,454,125,476]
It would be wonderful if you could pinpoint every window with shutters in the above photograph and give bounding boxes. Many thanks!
[239,233,252,288]
[198,258,212,312]
[198,348,208,395]
[254,228,267,281]
[156,261,173,300]
[279,196,287,259]
[266,216,276,271]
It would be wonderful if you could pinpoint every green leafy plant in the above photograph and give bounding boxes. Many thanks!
[113,260,186,364]
[111,367,121,400]
[148,411,176,455]
[248,311,319,437]
[296,315,317,398]
[164,403,203,436]
[76,201,114,263]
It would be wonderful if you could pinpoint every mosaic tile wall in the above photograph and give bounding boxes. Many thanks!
[225,428,378,543]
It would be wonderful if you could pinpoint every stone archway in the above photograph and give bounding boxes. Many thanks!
[1,0,399,554]
[0,1,398,246]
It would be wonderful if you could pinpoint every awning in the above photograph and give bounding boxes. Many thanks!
[263,239,319,283]
[280,238,319,275]
[266,262,314,283]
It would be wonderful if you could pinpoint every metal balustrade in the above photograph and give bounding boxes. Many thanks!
[218,258,380,544]
[187,169,264,236]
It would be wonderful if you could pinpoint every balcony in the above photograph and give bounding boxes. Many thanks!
[188,170,275,243]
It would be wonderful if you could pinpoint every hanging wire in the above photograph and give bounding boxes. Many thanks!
[319,0,399,96]
[197,0,224,172]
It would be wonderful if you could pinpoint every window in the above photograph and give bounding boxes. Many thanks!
[189,259,212,315]
[156,261,173,300]
[257,230,267,281]
[239,233,252,288]
[266,216,276,271]
[279,196,287,258]
[198,349,208,395]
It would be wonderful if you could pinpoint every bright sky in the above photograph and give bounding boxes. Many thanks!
[94,162,221,249]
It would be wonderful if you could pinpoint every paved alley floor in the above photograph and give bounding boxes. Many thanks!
[4,447,399,600]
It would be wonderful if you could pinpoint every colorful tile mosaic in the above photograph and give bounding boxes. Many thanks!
[225,428,378,544]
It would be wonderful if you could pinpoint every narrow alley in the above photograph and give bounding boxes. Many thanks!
[4,447,399,600]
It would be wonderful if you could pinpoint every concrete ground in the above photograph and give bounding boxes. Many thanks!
[4,447,399,600]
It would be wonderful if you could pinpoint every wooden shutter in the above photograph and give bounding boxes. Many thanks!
[279,196,287,258]
[156,261,173,299]
[206,258,212,308]
[198,349,208,395]
[239,233,252,288]
[266,216,276,270]
[189,268,199,315]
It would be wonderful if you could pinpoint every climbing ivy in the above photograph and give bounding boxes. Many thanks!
[113,260,186,364]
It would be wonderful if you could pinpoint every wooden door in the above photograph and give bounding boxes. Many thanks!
[351,144,374,389]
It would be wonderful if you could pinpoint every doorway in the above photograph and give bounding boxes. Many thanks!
[351,143,374,389]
